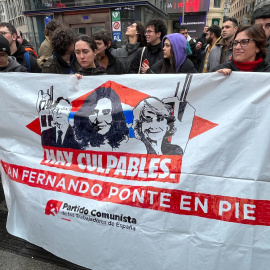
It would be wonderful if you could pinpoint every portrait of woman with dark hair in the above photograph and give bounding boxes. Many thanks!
[132,97,183,155]
[74,87,130,151]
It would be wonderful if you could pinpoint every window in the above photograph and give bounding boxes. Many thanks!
[214,0,221,8]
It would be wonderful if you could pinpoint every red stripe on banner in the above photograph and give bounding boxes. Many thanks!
[61,218,71,222]
[40,147,182,183]
[2,160,270,226]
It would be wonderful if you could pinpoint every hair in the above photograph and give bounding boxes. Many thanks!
[76,34,97,52]
[0,22,17,35]
[135,22,147,46]
[51,27,76,56]
[234,24,267,59]
[43,19,62,37]
[92,31,112,46]
[54,97,71,106]
[161,38,176,73]
[132,97,177,155]
[145,19,167,40]
[17,30,23,38]
[207,25,221,38]
[179,25,187,31]
[223,17,238,27]
[75,35,98,67]
[74,87,129,149]
[251,6,270,24]
[161,34,187,73]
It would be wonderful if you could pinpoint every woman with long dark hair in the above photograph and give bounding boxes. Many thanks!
[74,87,129,150]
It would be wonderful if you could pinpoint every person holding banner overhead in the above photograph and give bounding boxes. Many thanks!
[150,33,197,74]
[212,24,270,75]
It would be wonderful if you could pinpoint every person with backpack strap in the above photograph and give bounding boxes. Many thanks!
[0,22,41,73]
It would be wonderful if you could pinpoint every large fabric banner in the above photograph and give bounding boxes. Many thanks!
[1,72,270,270]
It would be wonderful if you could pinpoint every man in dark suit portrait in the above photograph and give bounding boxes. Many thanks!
[41,97,79,149]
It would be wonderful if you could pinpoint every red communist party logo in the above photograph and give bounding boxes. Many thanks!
[45,200,63,216]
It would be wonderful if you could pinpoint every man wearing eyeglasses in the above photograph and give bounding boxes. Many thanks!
[128,19,167,74]
[206,18,238,72]
[0,22,41,72]
[251,6,270,63]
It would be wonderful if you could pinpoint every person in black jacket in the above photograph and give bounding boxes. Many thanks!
[16,29,38,58]
[0,34,27,72]
[92,31,124,74]
[75,35,106,76]
[150,33,197,74]
[212,24,270,74]
[128,19,167,74]
[0,22,41,73]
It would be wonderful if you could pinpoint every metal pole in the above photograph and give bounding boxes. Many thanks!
[182,0,185,24]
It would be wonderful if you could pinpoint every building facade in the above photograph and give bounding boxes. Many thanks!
[0,0,31,40]
[230,0,255,25]
[206,0,225,27]
[23,0,169,50]
[254,0,270,10]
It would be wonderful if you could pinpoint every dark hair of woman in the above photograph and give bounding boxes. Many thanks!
[161,39,177,73]
[51,27,76,56]
[74,87,129,149]
[135,22,147,47]
[235,24,267,59]
[76,34,97,52]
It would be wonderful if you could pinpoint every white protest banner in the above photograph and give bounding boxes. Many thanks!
[1,72,270,270]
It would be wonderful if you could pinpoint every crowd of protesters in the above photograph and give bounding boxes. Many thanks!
[0,6,270,75]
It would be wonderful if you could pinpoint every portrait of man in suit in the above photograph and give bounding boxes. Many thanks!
[41,97,80,149]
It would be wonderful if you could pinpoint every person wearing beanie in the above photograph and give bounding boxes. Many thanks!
[0,34,27,72]
[150,33,197,74]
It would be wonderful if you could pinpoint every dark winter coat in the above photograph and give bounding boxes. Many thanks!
[150,58,197,74]
[128,43,163,74]
[78,66,106,76]
[97,50,124,75]
[21,39,38,58]
[211,59,270,72]
[0,56,27,72]
[42,53,80,74]
[114,42,142,73]
[12,41,41,73]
